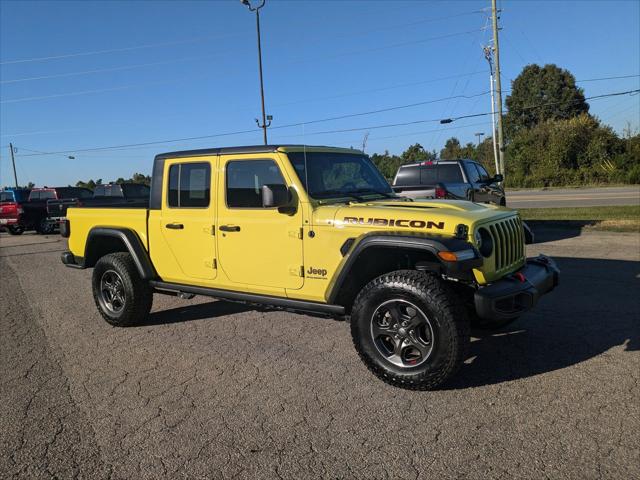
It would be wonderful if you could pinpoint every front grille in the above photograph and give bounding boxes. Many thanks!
[488,216,525,273]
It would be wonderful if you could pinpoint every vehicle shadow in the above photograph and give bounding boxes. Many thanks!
[526,220,598,243]
[140,300,254,326]
[446,256,640,390]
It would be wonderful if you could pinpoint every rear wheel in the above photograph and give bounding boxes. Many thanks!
[8,225,24,235]
[350,270,469,390]
[92,252,153,327]
[36,218,54,234]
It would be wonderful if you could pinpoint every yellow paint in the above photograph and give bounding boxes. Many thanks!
[67,147,527,304]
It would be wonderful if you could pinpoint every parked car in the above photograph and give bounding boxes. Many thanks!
[47,183,150,223]
[26,187,93,234]
[60,144,558,391]
[392,159,506,206]
[0,188,31,235]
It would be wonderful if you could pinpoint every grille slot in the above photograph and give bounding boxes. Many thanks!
[488,217,525,272]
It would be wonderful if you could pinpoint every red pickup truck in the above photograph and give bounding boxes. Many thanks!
[0,189,31,235]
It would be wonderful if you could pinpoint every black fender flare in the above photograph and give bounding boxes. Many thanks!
[326,232,481,304]
[84,227,156,280]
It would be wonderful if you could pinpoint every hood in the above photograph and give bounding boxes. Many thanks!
[312,199,517,237]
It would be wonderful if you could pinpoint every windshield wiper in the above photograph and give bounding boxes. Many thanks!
[350,189,398,199]
[314,189,366,202]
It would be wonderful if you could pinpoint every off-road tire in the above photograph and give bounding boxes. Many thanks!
[8,226,24,235]
[351,270,470,390]
[92,252,153,327]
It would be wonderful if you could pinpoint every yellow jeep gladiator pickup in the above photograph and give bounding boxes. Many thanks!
[61,145,559,390]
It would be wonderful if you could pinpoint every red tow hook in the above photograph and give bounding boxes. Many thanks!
[514,272,526,283]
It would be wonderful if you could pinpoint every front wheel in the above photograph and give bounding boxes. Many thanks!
[92,252,153,327]
[350,270,470,390]
[8,225,24,235]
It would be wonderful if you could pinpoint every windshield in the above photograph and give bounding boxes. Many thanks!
[0,192,14,202]
[288,152,393,201]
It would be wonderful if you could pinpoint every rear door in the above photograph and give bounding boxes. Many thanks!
[216,155,304,291]
[158,158,217,281]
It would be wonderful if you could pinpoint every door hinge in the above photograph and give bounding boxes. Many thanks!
[213,258,217,269]
[289,266,305,277]
[299,227,304,239]
[211,225,215,236]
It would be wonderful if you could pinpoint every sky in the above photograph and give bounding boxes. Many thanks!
[1,0,639,187]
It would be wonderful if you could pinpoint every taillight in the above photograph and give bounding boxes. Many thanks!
[435,186,447,198]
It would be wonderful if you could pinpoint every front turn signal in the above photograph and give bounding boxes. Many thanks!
[438,249,476,262]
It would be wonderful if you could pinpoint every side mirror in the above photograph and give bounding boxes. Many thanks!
[492,173,504,183]
[261,184,290,208]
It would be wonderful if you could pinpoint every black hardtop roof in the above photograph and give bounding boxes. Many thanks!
[154,144,361,160]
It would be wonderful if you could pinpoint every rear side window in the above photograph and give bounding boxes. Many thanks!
[436,164,464,183]
[167,163,211,208]
[226,160,286,208]
[394,165,420,186]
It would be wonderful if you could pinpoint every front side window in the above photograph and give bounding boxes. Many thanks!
[465,163,481,183]
[226,160,286,208]
[167,162,211,208]
[288,152,392,200]
[475,163,491,182]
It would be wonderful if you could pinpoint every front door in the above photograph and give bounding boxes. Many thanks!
[159,159,217,280]
[216,156,304,290]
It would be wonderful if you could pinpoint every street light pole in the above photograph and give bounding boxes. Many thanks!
[474,132,485,146]
[241,0,271,145]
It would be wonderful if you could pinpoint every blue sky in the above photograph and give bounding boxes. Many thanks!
[1,0,639,187]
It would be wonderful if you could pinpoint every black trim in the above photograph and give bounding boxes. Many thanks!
[149,280,345,316]
[84,227,156,280]
[327,232,482,303]
[61,251,85,269]
[60,219,70,238]
[474,255,559,320]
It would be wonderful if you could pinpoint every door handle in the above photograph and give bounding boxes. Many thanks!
[165,223,184,230]
[219,225,240,232]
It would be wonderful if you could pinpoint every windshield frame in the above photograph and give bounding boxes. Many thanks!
[287,151,396,203]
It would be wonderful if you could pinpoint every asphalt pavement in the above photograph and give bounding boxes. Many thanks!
[1,229,639,479]
[506,185,640,208]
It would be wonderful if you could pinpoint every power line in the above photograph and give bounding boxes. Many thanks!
[0,54,227,85]
[0,33,242,65]
[14,88,639,157]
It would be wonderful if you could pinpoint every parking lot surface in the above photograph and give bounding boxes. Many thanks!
[1,228,638,479]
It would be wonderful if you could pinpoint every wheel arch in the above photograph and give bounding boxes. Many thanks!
[84,227,156,280]
[327,233,479,312]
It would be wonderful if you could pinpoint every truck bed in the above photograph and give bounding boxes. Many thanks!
[67,207,149,258]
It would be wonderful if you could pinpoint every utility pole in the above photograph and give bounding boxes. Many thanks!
[491,0,505,177]
[9,143,18,188]
[483,45,500,176]
[241,0,271,145]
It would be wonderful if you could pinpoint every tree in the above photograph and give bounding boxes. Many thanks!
[401,143,435,163]
[440,138,463,160]
[505,64,589,136]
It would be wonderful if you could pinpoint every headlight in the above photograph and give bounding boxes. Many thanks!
[477,227,494,257]
[474,229,482,248]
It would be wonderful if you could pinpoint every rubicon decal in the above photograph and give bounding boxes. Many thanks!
[343,217,445,230]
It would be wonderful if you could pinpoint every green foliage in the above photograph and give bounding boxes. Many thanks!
[504,114,637,187]
[75,173,150,190]
[370,144,436,180]
[505,64,589,136]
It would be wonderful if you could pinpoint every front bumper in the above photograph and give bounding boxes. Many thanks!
[474,255,559,320]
